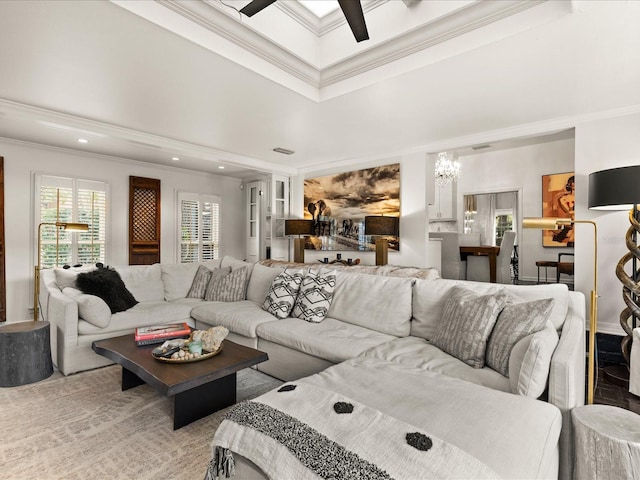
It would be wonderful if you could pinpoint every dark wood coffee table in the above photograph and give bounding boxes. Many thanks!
[92,335,268,429]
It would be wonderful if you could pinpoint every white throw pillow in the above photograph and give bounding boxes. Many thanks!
[62,287,111,328]
[508,321,559,398]
[54,265,96,289]
[292,270,337,322]
[262,269,303,319]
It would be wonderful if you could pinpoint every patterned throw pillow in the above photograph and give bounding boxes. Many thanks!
[485,296,554,376]
[292,270,337,322]
[430,286,508,368]
[188,265,222,299]
[262,270,304,319]
[204,267,246,302]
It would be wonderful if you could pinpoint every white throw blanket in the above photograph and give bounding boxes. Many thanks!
[208,382,500,479]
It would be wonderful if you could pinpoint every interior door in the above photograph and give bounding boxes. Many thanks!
[246,181,261,263]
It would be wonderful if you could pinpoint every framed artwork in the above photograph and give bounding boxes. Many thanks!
[542,172,575,247]
[303,163,400,251]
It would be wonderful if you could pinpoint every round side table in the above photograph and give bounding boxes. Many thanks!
[0,321,54,387]
[572,404,640,480]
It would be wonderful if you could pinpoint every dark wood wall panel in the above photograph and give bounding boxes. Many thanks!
[0,157,4,322]
[129,176,160,265]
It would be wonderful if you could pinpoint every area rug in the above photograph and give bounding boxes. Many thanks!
[0,365,282,479]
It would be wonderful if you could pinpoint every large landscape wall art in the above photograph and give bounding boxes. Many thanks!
[303,163,400,251]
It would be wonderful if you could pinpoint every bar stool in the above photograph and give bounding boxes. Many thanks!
[535,260,558,284]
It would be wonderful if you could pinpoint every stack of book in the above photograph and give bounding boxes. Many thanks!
[134,323,191,346]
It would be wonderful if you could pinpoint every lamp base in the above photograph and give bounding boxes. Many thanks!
[293,238,305,264]
[375,238,389,266]
[603,365,630,388]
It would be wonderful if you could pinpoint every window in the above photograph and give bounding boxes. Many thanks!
[178,192,220,263]
[495,210,513,246]
[36,174,109,268]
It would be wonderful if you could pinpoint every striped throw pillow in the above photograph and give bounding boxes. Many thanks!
[204,266,248,302]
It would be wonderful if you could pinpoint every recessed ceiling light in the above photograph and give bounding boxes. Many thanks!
[172,157,180,161]
[218,166,225,169]
[273,147,295,155]
[77,138,88,144]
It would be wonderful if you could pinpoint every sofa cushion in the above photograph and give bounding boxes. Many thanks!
[328,271,413,337]
[221,256,255,274]
[115,264,165,302]
[160,260,221,301]
[77,301,193,335]
[509,322,559,398]
[62,287,111,328]
[256,317,396,364]
[486,297,554,376]
[262,269,303,319]
[411,279,570,340]
[76,267,138,314]
[358,337,511,393]
[204,267,248,302]
[430,286,508,368]
[191,300,278,338]
[292,270,337,323]
[246,263,283,304]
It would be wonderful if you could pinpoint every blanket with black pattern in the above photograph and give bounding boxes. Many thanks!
[207,382,499,480]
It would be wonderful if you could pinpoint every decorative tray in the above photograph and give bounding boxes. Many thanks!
[151,344,223,363]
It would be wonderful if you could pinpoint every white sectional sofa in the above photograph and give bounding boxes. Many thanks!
[39,256,585,480]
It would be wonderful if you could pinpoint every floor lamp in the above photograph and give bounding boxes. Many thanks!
[364,215,399,266]
[34,221,89,321]
[588,166,640,387]
[523,217,598,404]
[284,219,313,264]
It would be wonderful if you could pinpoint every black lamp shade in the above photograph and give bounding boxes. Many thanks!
[284,219,313,236]
[589,166,640,210]
[364,216,399,236]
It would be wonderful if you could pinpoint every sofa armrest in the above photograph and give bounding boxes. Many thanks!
[549,291,586,410]
[46,287,80,348]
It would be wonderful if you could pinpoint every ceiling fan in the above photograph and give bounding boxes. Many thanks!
[239,0,369,42]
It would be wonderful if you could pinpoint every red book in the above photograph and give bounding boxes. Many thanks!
[134,322,191,346]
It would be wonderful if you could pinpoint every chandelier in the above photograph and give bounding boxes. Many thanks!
[435,152,461,186]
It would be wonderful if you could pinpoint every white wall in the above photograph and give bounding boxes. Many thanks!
[574,111,640,335]
[1,140,244,321]
[456,138,576,283]
[291,152,431,268]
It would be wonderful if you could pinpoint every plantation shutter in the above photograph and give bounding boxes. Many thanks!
[178,192,220,263]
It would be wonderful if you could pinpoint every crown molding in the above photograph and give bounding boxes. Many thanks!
[0,98,297,176]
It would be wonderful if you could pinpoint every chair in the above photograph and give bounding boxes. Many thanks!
[557,252,574,284]
[466,231,516,284]
[429,232,467,280]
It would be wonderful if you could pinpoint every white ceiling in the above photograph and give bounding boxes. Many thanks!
[0,1,639,179]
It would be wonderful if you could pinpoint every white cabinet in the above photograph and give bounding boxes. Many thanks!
[245,175,290,262]
[429,181,457,221]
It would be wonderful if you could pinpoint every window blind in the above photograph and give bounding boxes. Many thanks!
[178,192,220,263]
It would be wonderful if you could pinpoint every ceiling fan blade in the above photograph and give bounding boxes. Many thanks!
[239,0,277,17]
[337,0,369,42]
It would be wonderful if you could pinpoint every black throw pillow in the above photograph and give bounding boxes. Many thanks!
[76,267,138,314]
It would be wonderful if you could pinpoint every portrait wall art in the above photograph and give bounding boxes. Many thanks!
[542,172,575,247]
[303,163,400,251]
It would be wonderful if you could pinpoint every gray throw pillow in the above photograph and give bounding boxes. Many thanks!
[292,270,337,322]
[486,296,554,376]
[430,286,508,368]
[262,269,304,319]
[204,266,247,302]
[187,265,220,299]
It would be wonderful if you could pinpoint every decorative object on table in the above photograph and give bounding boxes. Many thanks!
[134,322,191,346]
[318,256,360,266]
[34,221,89,320]
[0,321,53,387]
[284,219,313,263]
[523,216,597,404]
[152,341,223,363]
[541,172,575,247]
[364,215,399,266]
[435,151,461,185]
[588,165,640,387]
[303,163,400,252]
[191,325,229,352]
